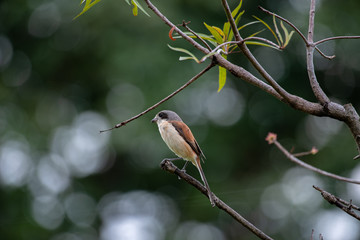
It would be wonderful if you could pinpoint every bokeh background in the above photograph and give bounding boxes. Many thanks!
[1,0,360,239]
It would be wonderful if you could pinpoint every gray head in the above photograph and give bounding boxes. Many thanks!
[151,110,183,123]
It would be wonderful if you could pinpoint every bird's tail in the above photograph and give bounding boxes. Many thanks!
[195,157,215,207]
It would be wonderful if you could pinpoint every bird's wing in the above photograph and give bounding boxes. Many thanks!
[169,120,205,160]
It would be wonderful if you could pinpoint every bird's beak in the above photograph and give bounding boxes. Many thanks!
[151,117,157,123]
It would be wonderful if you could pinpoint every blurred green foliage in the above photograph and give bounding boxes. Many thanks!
[1,0,360,239]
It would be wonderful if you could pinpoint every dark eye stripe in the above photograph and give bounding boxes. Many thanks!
[159,112,168,119]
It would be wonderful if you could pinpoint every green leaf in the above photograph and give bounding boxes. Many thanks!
[253,15,280,46]
[223,22,230,41]
[131,0,150,17]
[223,1,244,42]
[234,10,245,25]
[238,20,260,31]
[284,30,295,47]
[218,54,227,92]
[74,0,102,19]
[244,41,279,50]
[168,44,200,63]
[280,21,295,47]
[231,0,243,18]
[131,0,138,16]
[248,28,266,38]
[273,16,283,45]
[204,22,224,44]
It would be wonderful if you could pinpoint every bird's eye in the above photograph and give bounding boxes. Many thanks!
[158,112,168,119]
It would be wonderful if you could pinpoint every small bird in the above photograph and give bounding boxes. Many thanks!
[151,110,215,207]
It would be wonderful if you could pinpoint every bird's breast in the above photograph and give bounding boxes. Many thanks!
[158,121,196,164]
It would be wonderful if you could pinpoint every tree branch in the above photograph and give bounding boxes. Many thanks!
[181,21,212,51]
[266,133,360,184]
[258,6,308,44]
[100,62,215,132]
[258,6,335,60]
[160,159,274,240]
[306,0,330,105]
[315,35,360,45]
[220,0,294,104]
[314,186,360,221]
[258,4,360,158]
[144,0,209,54]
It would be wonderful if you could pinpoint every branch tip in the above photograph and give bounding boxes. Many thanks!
[99,126,116,133]
[265,132,277,144]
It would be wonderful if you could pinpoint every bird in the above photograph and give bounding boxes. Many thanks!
[151,110,215,207]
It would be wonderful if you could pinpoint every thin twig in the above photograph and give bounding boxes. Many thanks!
[315,48,335,60]
[200,37,279,63]
[314,186,360,221]
[292,147,318,157]
[160,159,274,240]
[267,133,360,184]
[258,6,308,44]
[100,62,215,132]
[144,0,209,54]
[181,21,212,51]
[258,6,335,60]
[315,35,360,46]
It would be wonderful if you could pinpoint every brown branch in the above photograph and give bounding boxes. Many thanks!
[160,159,274,240]
[258,6,308,44]
[266,133,360,184]
[292,147,318,157]
[258,6,335,60]
[144,0,209,54]
[100,62,215,132]
[306,0,330,105]
[220,0,294,104]
[314,186,360,221]
[181,21,212,51]
[315,35,360,46]
[315,48,335,60]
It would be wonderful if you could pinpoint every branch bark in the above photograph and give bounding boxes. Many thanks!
[100,62,215,132]
[314,186,360,221]
[306,0,330,105]
[220,0,294,104]
[267,133,360,185]
[160,159,274,240]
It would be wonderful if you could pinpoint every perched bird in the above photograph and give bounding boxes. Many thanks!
[151,110,215,207]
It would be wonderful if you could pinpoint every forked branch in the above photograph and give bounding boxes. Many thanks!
[266,133,360,185]
[314,186,360,221]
